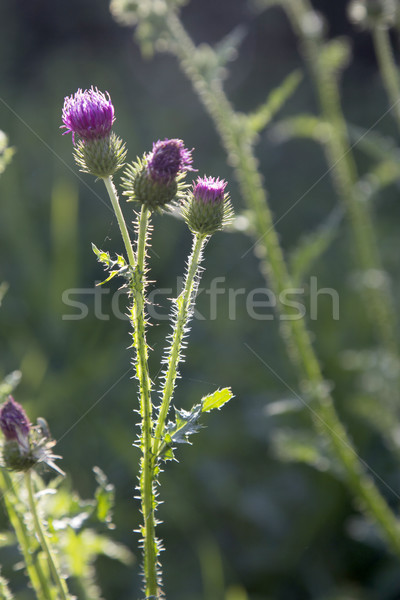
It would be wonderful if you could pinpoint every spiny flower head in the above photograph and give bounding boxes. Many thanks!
[182,175,233,236]
[147,138,194,183]
[122,138,194,211]
[61,87,115,144]
[0,397,64,474]
[193,176,227,204]
[61,87,126,178]
[0,396,30,442]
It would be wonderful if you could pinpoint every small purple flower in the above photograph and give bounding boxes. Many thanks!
[192,176,227,204]
[0,397,31,442]
[147,138,194,183]
[61,87,115,144]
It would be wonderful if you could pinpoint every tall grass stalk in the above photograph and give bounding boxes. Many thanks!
[129,7,400,557]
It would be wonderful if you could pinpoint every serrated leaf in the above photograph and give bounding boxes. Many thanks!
[272,114,332,145]
[289,206,343,286]
[248,70,302,133]
[97,271,120,285]
[201,387,234,413]
[92,243,112,266]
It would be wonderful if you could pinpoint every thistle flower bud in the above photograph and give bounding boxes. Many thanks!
[0,397,63,474]
[61,87,126,178]
[122,138,194,211]
[0,396,30,442]
[348,0,396,28]
[182,176,234,236]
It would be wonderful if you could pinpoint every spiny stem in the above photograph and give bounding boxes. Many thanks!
[132,205,158,598]
[160,9,400,558]
[372,24,400,133]
[25,470,69,600]
[153,233,206,459]
[103,176,136,269]
[104,176,158,595]
[0,469,50,600]
[282,0,398,355]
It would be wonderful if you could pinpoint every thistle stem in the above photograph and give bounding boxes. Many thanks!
[0,469,50,600]
[160,9,400,558]
[372,24,400,133]
[133,205,158,598]
[24,470,69,600]
[282,0,398,355]
[153,233,206,459]
[103,176,136,269]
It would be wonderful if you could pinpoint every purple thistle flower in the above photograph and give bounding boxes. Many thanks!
[192,176,227,204]
[182,174,232,235]
[61,87,115,144]
[0,397,31,442]
[147,138,194,183]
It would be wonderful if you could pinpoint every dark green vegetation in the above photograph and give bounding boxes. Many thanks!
[1,0,400,598]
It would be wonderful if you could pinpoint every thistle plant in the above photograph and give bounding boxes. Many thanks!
[0,397,69,599]
[61,86,233,598]
[108,0,400,563]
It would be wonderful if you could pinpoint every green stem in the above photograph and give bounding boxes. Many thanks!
[372,24,400,133]
[133,206,158,598]
[282,0,398,355]
[0,469,50,600]
[159,9,400,558]
[25,470,69,600]
[103,176,136,269]
[153,233,206,459]
[104,178,158,595]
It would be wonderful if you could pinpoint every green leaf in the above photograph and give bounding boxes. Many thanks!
[93,466,115,527]
[289,207,343,286]
[92,243,112,266]
[248,70,302,133]
[201,387,234,413]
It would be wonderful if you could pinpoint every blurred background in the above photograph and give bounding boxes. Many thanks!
[1,0,400,598]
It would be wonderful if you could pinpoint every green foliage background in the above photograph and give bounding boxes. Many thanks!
[1,0,400,598]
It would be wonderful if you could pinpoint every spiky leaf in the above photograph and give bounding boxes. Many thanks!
[201,387,234,413]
